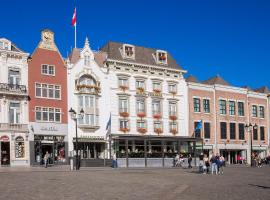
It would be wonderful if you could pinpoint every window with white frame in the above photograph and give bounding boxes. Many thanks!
[168,83,177,94]
[35,107,61,122]
[9,102,20,124]
[169,121,178,131]
[84,55,90,66]
[203,99,210,113]
[152,81,162,92]
[154,121,162,129]
[77,95,98,126]
[136,99,145,113]
[119,98,128,113]
[229,101,236,115]
[137,120,146,129]
[15,136,25,158]
[169,102,177,116]
[219,100,226,115]
[252,105,257,117]
[8,69,20,85]
[238,102,245,116]
[41,64,55,76]
[118,77,128,88]
[193,98,200,112]
[136,79,145,89]
[120,119,129,129]
[259,106,265,118]
[152,100,161,114]
[35,83,61,99]
[156,50,167,64]
[124,45,134,58]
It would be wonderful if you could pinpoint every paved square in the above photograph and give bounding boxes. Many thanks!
[0,166,269,200]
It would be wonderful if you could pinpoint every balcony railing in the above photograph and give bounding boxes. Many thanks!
[0,83,27,95]
[0,123,28,132]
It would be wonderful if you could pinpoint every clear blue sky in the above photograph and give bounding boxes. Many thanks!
[1,0,270,89]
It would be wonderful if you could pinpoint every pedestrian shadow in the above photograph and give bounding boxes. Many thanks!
[248,184,270,189]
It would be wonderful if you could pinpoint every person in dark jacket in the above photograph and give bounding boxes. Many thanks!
[188,154,192,168]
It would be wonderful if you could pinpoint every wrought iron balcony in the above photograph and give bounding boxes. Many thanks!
[0,83,27,96]
[0,123,29,132]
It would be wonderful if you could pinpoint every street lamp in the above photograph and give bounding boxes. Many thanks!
[69,107,84,170]
[245,123,258,167]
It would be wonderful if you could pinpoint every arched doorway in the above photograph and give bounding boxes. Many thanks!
[0,135,10,165]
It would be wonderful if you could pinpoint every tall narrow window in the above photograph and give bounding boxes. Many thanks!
[136,80,145,90]
[239,123,245,140]
[229,101,235,115]
[136,99,145,113]
[152,100,161,115]
[238,102,245,116]
[169,102,177,116]
[252,105,257,117]
[194,122,201,138]
[9,102,20,124]
[259,106,265,118]
[220,122,227,139]
[230,123,236,140]
[8,69,20,85]
[204,122,210,139]
[203,99,210,113]
[253,127,258,140]
[119,98,128,113]
[193,98,200,112]
[260,126,265,141]
[219,100,226,115]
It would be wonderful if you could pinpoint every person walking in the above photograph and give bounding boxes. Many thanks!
[219,155,225,174]
[203,154,210,174]
[188,154,192,169]
[112,153,118,168]
[210,154,218,175]
[174,154,180,167]
[199,153,204,173]
[44,151,50,168]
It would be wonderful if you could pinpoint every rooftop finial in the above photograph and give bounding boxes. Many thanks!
[84,37,90,48]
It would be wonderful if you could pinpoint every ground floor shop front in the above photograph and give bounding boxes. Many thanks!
[30,135,68,165]
[0,133,30,166]
[112,135,203,168]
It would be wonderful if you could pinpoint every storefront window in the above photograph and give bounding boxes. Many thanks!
[147,140,162,158]
[15,136,25,158]
[164,141,178,158]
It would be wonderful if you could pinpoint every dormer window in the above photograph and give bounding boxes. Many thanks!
[123,44,135,59]
[156,50,167,64]
[84,54,90,66]
[0,40,10,50]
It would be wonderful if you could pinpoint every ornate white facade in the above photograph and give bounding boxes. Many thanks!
[0,38,30,166]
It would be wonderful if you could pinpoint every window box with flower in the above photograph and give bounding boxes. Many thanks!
[170,129,178,135]
[153,113,162,119]
[154,128,163,135]
[137,112,146,118]
[119,112,129,118]
[169,115,177,121]
[120,127,129,133]
[137,128,147,134]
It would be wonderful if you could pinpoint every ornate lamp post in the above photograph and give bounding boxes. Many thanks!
[245,123,258,167]
[69,107,84,170]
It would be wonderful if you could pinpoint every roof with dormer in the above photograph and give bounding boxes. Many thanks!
[202,75,231,86]
[100,41,183,70]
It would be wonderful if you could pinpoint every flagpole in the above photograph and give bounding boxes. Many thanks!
[75,24,77,48]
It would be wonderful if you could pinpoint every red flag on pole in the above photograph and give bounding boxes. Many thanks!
[72,8,76,26]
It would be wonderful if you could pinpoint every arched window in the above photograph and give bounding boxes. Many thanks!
[15,136,25,158]
[79,75,96,86]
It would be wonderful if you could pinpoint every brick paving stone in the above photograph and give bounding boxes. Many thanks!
[0,165,269,200]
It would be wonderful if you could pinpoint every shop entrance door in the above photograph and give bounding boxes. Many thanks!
[1,142,10,165]
[41,144,54,165]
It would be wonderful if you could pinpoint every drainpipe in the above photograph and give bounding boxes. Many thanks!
[214,85,218,154]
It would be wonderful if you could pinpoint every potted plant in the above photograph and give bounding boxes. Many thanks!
[169,115,177,121]
[137,112,146,118]
[137,128,147,134]
[119,85,129,91]
[153,88,161,93]
[154,128,163,135]
[153,113,161,119]
[119,112,129,118]
[120,127,129,133]
[136,87,145,93]
[170,129,178,135]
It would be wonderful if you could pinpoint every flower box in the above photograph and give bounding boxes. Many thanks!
[170,129,178,135]
[153,88,161,93]
[169,115,177,121]
[137,128,147,134]
[153,113,162,119]
[136,87,145,93]
[170,91,177,96]
[154,128,163,135]
[119,112,129,118]
[137,112,146,118]
[120,128,129,133]
[119,85,129,91]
